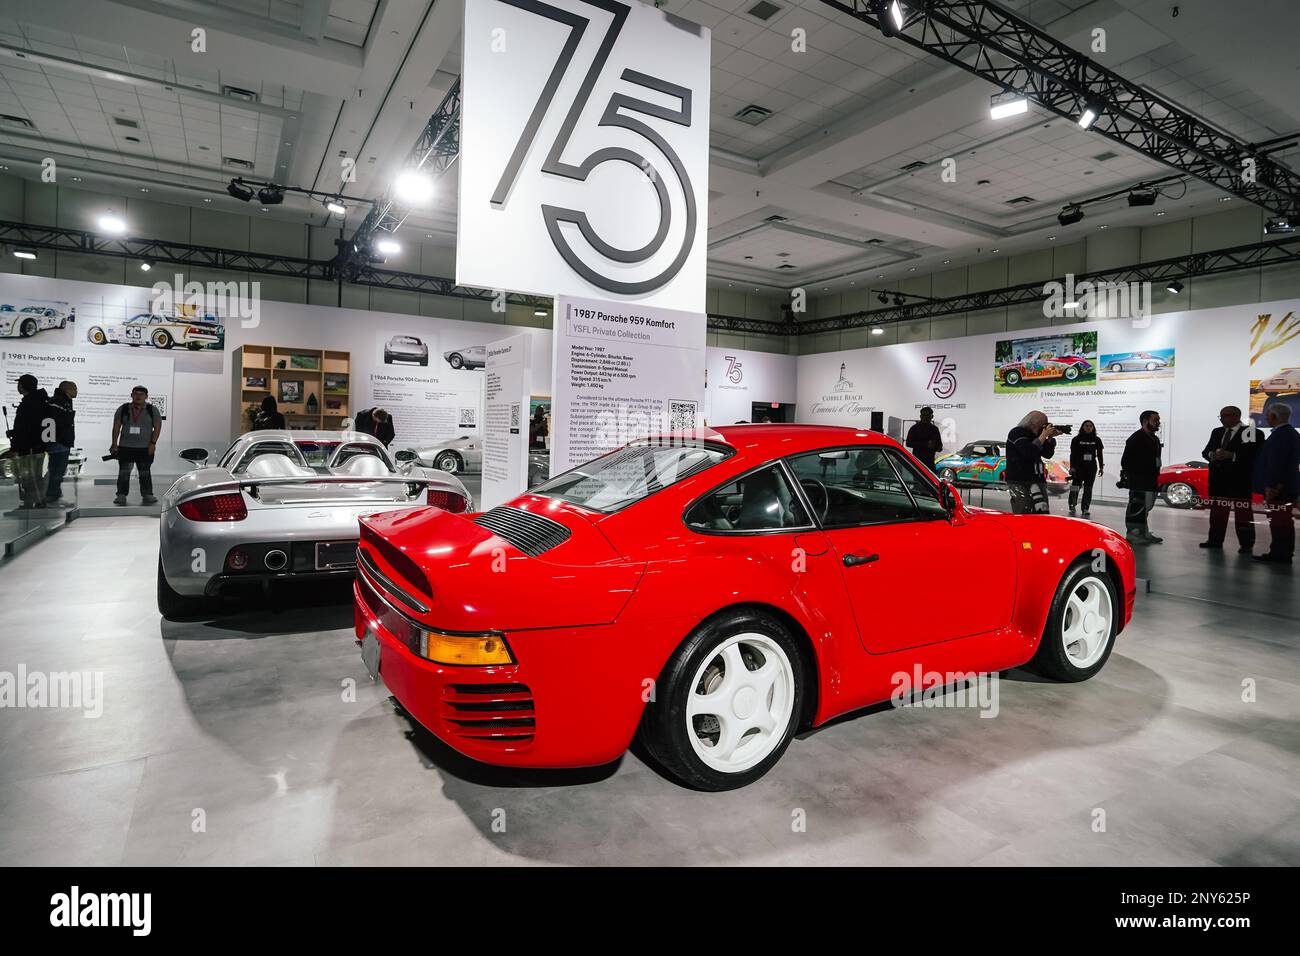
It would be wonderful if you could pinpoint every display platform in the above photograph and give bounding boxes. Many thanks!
[0,503,1293,867]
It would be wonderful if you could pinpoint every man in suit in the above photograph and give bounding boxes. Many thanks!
[1199,405,1261,552]
[1252,402,1300,564]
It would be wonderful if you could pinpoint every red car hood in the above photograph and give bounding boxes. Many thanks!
[358,501,643,631]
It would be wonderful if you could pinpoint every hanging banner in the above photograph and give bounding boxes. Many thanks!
[551,294,705,474]
[457,0,711,313]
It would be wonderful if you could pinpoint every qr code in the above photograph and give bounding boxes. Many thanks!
[510,403,521,429]
[668,400,697,431]
[458,407,477,429]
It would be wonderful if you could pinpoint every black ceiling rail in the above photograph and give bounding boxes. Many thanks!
[819,0,1300,219]
[786,235,1300,335]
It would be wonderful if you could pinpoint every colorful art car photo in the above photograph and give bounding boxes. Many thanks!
[997,353,1093,387]
[937,440,1071,493]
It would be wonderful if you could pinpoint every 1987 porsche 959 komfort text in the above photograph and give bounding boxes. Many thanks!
[158,431,471,616]
[354,424,1136,790]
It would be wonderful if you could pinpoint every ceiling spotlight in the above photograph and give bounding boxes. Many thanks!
[1077,102,1101,129]
[878,291,890,304]
[1058,203,1084,226]
[990,90,1029,120]
[394,168,435,204]
[1165,279,1183,294]
[97,213,126,234]
[226,180,255,202]
[12,248,37,260]
[257,185,285,205]
[1127,188,1158,207]
[375,237,401,255]
[533,308,548,317]
[325,198,347,216]
[893,295,905,306]
[871,327,885,335]
[873,0,906,35]
[1264,216,1295,235]
[140,261,152,272]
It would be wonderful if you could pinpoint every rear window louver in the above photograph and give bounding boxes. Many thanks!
[473,507,571,557]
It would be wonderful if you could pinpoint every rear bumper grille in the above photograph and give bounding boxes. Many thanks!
[439,682,535,748]
[473,506,571,556]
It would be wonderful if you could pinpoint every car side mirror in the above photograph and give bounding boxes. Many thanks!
[394,449,416,463]
[179,447,209,468]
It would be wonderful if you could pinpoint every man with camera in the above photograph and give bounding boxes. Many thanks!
[109,385,163,506]
[1005,410,1061,514]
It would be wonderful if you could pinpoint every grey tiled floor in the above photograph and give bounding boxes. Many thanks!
[0,511,1295,866]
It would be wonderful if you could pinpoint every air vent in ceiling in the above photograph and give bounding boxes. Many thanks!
[1005,195,1035,205]
[0,114,35,130]
[899,160,926,171]
[746,0,783,20]
[1092,151,1119,162]
[763,214,787,222]
[222,85,259,103]
[112,116,139,129]
[223,157,254,170]
[735,104,772,126]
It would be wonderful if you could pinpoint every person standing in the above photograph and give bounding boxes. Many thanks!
[1120,410,1164,545]
[110,385,162,506]
[252,395,286,431]
[905,407,943,473]
[6,374,49,509]
[1252,403,1300,564]
[353,407,395,447]
[1199,405,1260,553]
[1005,410,1060,514]
[1068,419,1104,517]
[44,380,78,506]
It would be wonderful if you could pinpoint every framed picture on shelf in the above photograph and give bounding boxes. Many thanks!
[324,373,348,392]
[279,380,302,404]
[290,354,320,370]
[245,374,267,389]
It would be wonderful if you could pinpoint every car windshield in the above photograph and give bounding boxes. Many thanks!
[533,439,732,513]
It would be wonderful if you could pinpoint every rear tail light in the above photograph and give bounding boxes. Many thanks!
[187,326,210,336]
[179,492,248,521]
[427,489,468,513]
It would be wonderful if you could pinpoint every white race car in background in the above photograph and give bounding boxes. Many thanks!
[0,304,71,338]
[1260,367,1300,397]
[86,313,223,350]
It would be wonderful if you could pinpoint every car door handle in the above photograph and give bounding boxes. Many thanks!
[842,552,879,567]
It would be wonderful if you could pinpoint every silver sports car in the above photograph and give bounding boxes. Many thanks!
[442,344,486,370]
[1106,353,1169,373]
[397,435,482,474]
[384,334,428,366]
[157,430,471,616]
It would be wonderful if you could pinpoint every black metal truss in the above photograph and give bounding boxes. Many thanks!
[330,79,462,280]
[784,235,1300,335]
[820,0,1300,219]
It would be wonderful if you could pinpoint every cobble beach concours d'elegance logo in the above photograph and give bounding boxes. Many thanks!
[812,362,873,416]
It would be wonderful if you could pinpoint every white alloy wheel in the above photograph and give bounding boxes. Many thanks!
[1164,481,1195,507]
[686,633,795,774]
[1061,578,1113,669]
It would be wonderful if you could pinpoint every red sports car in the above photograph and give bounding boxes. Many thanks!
[1159,461,1265,508]
[354,424,1136,790]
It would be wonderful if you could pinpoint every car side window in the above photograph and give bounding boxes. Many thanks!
[786,447,917,527]
[886,451,948,518]
[685,464,810,533]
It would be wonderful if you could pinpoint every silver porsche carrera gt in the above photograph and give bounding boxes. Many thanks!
[157,430,471,616]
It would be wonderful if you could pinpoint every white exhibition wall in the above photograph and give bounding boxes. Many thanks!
[0,272,551,476]
[704,345,797,425]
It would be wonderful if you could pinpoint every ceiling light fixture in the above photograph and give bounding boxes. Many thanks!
[1264,216,1294,235]
[375,237,401,255]
[140,261,152,272]
[12,248,36,260]
[97,213,126,234]
[1127,187,1158,206]
[226,180,255,202]
[325,198,347,216]
[257,185,285,205]
[1166,279,1183,294]
[1058,204,1084,226]
[533,308,547,317]
[394,168,434,204]
[1077,101,1101,129]
[871,327,885,335]
[990,89,1029,120]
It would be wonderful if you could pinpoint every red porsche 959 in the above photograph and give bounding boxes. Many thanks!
[354,424,1136,790]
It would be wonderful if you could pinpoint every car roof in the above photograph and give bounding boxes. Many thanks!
[640,424,896,458]
[242,430,381,444]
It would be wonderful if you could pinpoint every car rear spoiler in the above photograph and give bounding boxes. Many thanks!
[174,475,456,505]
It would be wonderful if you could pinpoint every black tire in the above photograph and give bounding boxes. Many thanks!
[449,353,464,369]
[434,451,461,473]
[1110,363,1123,372]
[1004,370,1021,386]
[20,318,37,337]
[1064,364,1080,381]
[88,327,106,345]
[157,558,209,619]
[1026,559,1119,682]
[639,609,805,791]
[152,330,174,349]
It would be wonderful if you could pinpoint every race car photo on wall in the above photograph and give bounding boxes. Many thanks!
[443,344,486,370]
[997,353,1094,387]
[936,440,1072,494]
[86,312,224,351]
[0,303,72,338]
[157,430,471,617]
[353,424,1135,791]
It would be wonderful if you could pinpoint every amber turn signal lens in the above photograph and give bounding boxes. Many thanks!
[420,631,513,666]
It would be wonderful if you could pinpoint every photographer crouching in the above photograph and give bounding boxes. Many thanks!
[1006,410,1063,514]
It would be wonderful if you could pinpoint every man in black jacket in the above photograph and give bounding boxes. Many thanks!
[1005,410,1060,514]
[1121,410,1164,544]
[905,407,943,473]
[45,380,77,505]
[6,374,50,508]
[354,407,395,447]
[1199,405,1259,552]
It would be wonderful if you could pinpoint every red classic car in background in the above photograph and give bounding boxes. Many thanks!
[354,424,1136,790]
[1159,461,1265,508]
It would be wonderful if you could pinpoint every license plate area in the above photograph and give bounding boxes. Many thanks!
[316,540,358,570]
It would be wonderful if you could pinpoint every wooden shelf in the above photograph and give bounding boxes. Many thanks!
[232,344,352,436]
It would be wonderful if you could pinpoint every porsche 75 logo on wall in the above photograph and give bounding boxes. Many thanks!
[457,0,711,313]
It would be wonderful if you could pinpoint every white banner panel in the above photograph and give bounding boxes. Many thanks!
[368,329,485,449]
[458,0,711,313]
[551,294,705,473]
[705,346,798,425]
[481,334,533,510]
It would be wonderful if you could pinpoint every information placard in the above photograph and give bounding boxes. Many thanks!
[481,334,533,510]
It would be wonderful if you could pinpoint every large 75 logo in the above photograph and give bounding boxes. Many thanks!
[925,354,958,399]
[490,0,698,296]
